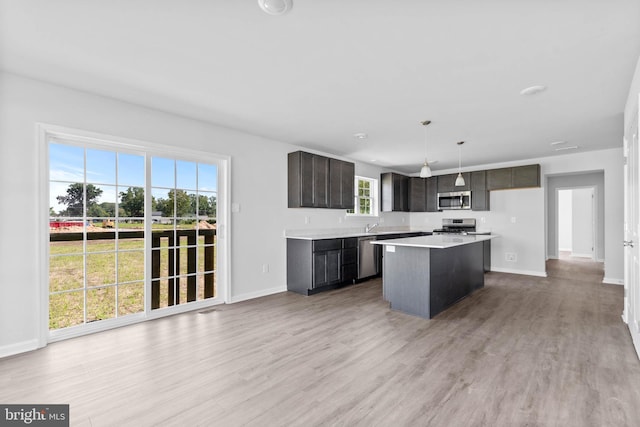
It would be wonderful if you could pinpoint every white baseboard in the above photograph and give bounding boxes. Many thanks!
[630,322,640,362]
[490,267,547,277]
[0,339,40,359]
[571,252,594,259]
[229,285,287,303]
[603,277,624,285]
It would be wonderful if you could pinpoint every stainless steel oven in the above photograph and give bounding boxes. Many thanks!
[437,191,471,210]
[432,218,476,235]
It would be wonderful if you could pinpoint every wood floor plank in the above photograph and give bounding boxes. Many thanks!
[1,257,640,426]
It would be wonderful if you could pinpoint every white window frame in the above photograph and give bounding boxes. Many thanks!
[347,176,379,217]
[38,123,231,345]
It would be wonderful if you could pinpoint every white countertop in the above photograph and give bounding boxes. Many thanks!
[285,230,428,240]
[371,234,496,249]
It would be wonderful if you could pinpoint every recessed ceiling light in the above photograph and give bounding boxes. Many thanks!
[353,133,368,140]
[258,0,293,15]
[555,145,579,151]
[550,140,567,146]
[520,85,547,96]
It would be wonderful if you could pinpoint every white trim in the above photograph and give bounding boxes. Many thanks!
[570,252,594,259]
[347,175,379,217]
[146,298,226,320]
[629,319,640,362]
[49,313,146,343]
[36,124,50,349]
[490,267,547,277]
[38,123,232,347]
[603,277,624,285]
[49,297,227,342]
[228,286,287,303]
[0,339,41,359]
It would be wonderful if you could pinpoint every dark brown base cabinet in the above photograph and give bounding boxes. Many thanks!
[287,238,358,295]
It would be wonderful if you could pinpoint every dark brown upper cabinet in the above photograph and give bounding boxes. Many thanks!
[512,165,541,188]
[329,158,355,210]
[381,172,409,212]
[425,177,438,212]
[408,177,426,212]
[408,176,439,212]
[487,164,540,191]
[470,170,490,211]
[288,151,355,209]
[437,172,471,193]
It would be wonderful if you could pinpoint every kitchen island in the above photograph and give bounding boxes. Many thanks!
[371,234,495,319]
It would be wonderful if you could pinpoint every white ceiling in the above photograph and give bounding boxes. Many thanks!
[1,0,639,174]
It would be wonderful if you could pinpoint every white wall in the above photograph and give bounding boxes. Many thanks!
[0,72,408,356]
[410,149,623,282]
[410,188,546,277]
[0,71,625,357]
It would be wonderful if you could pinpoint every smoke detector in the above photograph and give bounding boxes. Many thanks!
[520,85,547,96]
[258,0,293,15]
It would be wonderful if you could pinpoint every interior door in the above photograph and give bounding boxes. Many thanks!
[623,105,639,348]
[572,188,595,259]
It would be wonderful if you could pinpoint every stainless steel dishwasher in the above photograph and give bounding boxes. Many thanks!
[358,236,379,279]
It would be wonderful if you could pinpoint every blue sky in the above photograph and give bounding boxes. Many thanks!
[49,143,218,213]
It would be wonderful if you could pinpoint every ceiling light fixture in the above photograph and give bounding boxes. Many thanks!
[520,85,547,96]
[353,132,368,140]
[550,140,567,146]
[555,145,579,151]
[419,120,432,178]
[258,0,293,15]
[455,141,465,186]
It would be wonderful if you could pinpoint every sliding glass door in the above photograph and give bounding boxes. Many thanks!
[46,130,225,338]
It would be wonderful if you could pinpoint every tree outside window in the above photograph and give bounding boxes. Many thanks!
[347,176,378,216]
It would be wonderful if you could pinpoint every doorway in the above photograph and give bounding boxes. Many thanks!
[42,124,230,343]
[557,187,596,260]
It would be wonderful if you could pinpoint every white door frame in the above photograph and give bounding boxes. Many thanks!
[38,123,231,346]
[623,99,640,358]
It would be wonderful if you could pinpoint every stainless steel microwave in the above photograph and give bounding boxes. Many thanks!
[437,191,472,210]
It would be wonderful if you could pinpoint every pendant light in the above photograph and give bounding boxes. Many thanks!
[419,120,432,178]
[455,141,465,186]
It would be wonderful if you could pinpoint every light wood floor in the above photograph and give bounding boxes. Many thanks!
[2,259,640,426]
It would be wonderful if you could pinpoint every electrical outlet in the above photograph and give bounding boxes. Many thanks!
[304,216,310,224]
[262,264,269,273]
[510,217,516,223]
[505,252,517,262]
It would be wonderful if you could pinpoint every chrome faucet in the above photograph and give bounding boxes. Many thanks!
[365,223,379,233]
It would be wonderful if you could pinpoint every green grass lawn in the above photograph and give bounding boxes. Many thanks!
[49,233,216,330]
